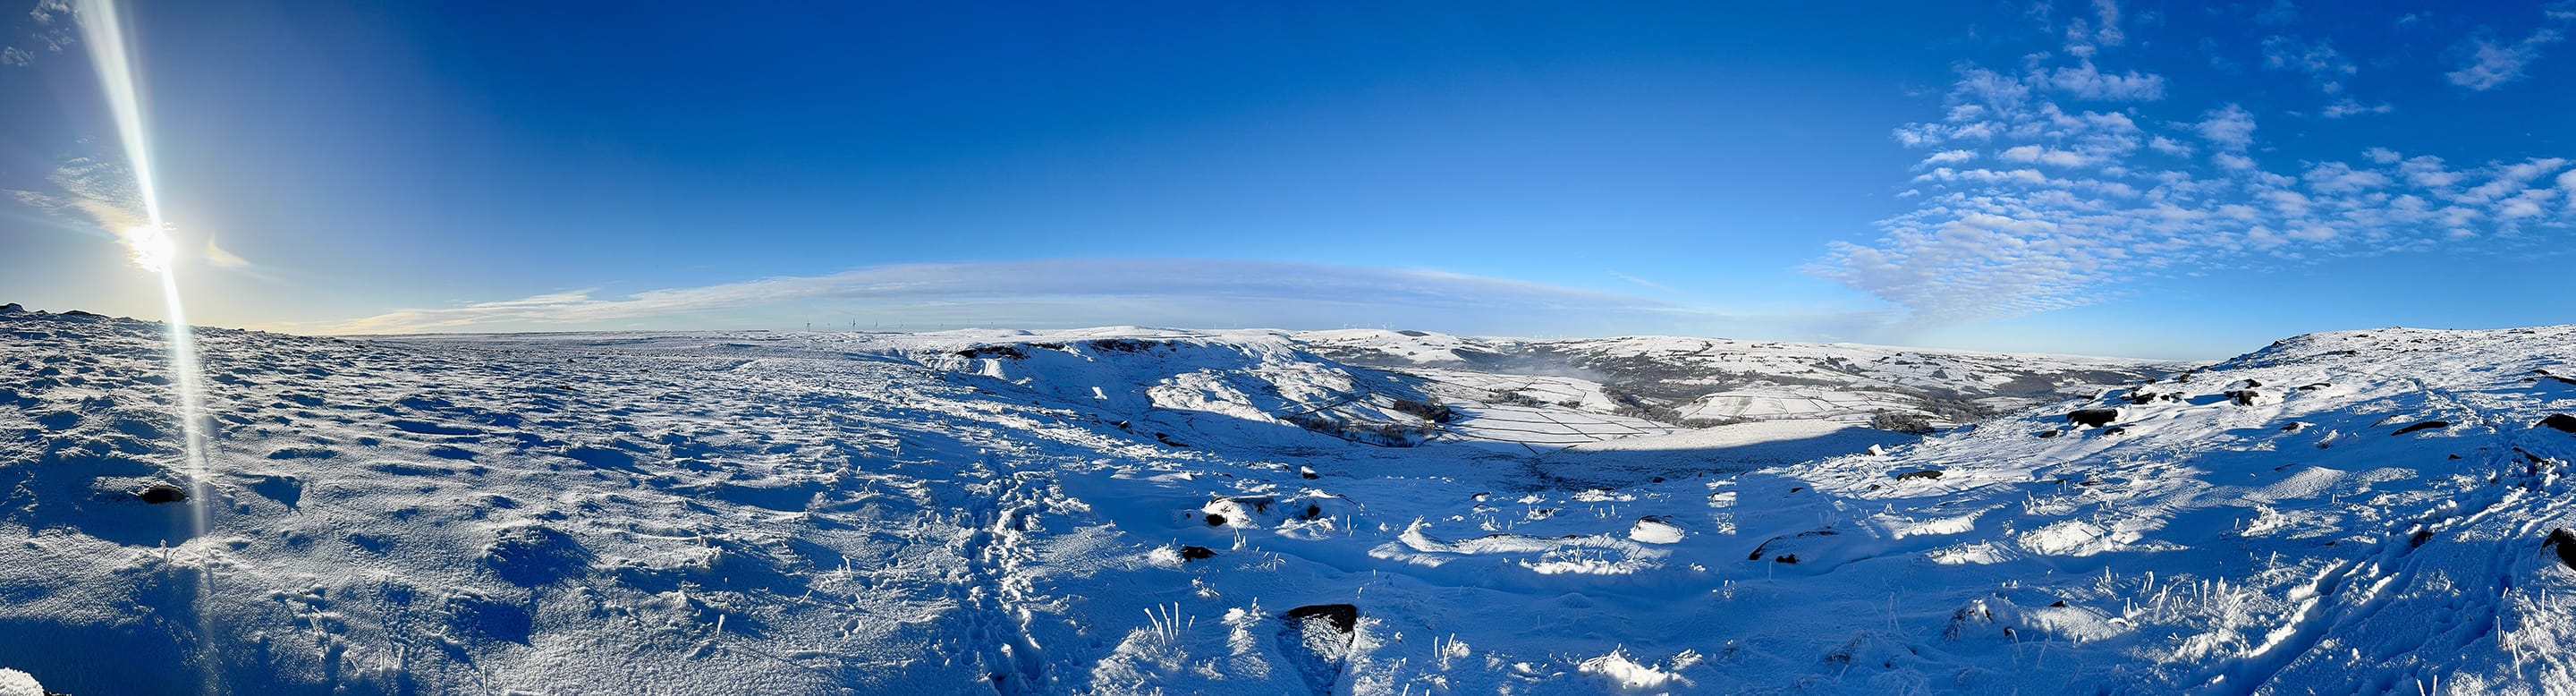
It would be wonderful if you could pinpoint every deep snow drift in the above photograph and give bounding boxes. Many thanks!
[4,307,2574,694]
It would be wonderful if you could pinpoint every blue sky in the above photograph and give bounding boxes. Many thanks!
[3,1,2572,359]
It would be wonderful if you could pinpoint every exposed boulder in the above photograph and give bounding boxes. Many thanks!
[2540,414,2576,434]
[2392,420,2451,436]
[2066,409,2121,429]
[953,344,1029,360]
[2547,529,2576,571]
[1278,604,1362,694]
[137,482,188,505]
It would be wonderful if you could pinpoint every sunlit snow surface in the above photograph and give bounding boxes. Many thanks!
[4,310,2576,694]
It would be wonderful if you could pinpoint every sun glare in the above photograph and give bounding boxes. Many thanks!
[120,224,175,273]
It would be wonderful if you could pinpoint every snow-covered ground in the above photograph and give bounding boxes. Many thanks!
[5,307,2574,694]
[1298,329,2187,428]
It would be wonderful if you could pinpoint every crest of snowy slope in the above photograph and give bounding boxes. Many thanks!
[1298,329,2185,427]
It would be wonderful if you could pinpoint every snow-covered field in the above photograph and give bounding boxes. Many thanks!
[1298,329,2186,427]
[5,307,2576,694]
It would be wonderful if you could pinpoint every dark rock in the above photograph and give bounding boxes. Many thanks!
[2036,429,2061,438]
[954,344,1029,360]
[2539,414,2576,434]
[1178,545,1217,561]
[1893,469,1944,481]
[1204,514,1228,526]
[1278,604,1363,694]
[1869,411,1937,435]
[2546,529,2576,571]
[2282,421,2308,432]
[2297,383,2332,391]
[1774,554,1801,564]
[137,482,188,505]
[2224,390,2266,406]
[1089,338,1158,352]
[2411,530,2435,547]
[2392,420,2451,436]
[0,302,21,313]
[2067,409,2121,428]
[1389,398,1456,423]
[1284,604,1359,634]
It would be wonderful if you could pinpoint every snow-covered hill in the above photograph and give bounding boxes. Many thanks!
[1297,328,2186,428]
[6,306,2572,694]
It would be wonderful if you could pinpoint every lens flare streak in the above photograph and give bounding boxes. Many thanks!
[79,0,223,691]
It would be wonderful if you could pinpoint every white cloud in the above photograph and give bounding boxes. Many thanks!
[2302,162,2390,194]
[2035,61,2165,100]
[2320,99,2393,119]
[8,155,257,271]
[290,259,1877,339]
[2000,145,2097,167]
[2194,105,2258,151]
[2,0,76,67]
[2400,156,2463,188]
[2062,0,2126,55]
[1818,54,2576,333]
[2092,0,2124,46]
[2262,35,2353,75]
[2462,157,2569,202]
[2446,26,2567,91]
[1918,149,1978,167]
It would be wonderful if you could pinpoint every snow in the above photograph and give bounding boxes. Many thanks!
[8,308,2576,694]
[1300,330,2187,428]
[0,669,43,696]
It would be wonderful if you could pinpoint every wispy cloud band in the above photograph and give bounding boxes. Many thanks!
[291,259,1889,339]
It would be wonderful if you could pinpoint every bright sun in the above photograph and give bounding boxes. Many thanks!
[119,225,176,273]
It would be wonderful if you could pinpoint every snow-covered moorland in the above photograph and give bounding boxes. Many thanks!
[4,304,2576,694]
